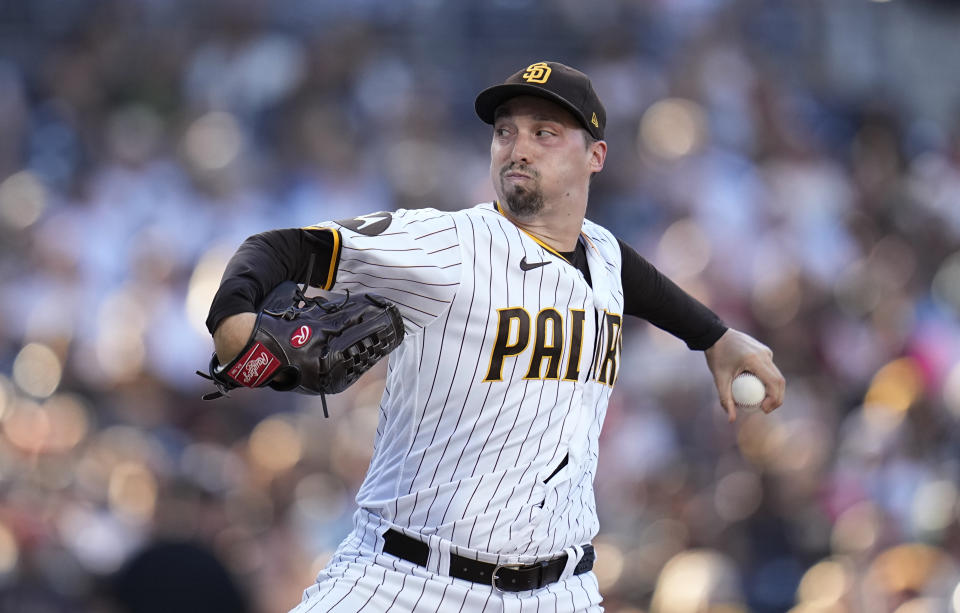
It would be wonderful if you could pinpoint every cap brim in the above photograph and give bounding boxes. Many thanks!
[475,83,590,133]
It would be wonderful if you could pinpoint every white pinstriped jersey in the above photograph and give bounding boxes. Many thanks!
[315,202,624,560]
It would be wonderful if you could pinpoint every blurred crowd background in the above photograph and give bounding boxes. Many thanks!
[3,0,960,611]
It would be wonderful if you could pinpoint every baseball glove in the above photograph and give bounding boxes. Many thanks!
[197,281,405,416]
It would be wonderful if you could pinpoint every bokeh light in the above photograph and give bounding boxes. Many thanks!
[56,505,134,574]
[894,599,945,613]
[866,543,953,596]
[830,501,880,555]
[593,540,625,591]
[186,244,234,337]
[0,374,12,420]
[651,550,742,613]
[656,218,712,279]
[248,416,303,474]
[0,520,18,575]
[796,558,850,608]
[2,393,91,455]
[108,461,159,522]
[2,398,49,454]
[911,480,957,536]
[183,111,245,171]
[864,357,923,418]
[47,394,90,453]
[12,342,62,398]
[639,98,707,160]
[82,426,167,504]
[0,170,46,230]
[94,290,147,383]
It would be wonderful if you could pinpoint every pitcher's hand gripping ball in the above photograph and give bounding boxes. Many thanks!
[197,281,404,416]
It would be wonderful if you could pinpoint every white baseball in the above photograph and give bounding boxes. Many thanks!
[732,372,765,409]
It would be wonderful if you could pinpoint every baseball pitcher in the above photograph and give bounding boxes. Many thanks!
[203,61,785,612]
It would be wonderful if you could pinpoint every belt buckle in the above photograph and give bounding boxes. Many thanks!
[491,562,526,592]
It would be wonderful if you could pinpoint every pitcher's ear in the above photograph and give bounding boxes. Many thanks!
[589,139,607,173]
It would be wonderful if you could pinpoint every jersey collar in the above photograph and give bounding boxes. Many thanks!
[494,200,593,264]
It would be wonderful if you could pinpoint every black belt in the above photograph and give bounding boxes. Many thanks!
[382,528,594,592]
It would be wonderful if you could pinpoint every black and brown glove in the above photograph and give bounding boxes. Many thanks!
[197,281,404,416]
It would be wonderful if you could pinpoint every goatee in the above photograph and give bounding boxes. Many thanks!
[500,165,544,217]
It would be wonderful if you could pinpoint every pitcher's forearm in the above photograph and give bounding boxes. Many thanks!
[213,312,257,364]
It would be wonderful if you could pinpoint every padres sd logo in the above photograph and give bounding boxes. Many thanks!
[522,62,551,84]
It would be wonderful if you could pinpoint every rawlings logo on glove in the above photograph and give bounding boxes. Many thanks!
[291,326,311,347]
[197,281,405,416]
[228,343,280,385]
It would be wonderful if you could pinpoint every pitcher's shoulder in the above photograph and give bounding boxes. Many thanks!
[448,202,509,229]
[581,218,619,253]
[460,202,501,218]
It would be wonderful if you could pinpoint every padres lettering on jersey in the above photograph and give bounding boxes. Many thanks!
[482,307,620,385]
[312,203,625,559]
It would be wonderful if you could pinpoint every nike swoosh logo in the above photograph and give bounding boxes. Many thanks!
[520,256,551,271]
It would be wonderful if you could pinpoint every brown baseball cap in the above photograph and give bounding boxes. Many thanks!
[475,61,606,140]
